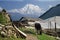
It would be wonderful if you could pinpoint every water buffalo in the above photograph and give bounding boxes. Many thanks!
[35,23,42,35]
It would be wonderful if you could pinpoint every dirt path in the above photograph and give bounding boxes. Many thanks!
[26,34,38,40]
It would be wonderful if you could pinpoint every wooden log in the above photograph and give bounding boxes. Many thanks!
[13,25,27,38]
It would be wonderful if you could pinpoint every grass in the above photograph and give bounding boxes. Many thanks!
[19,27,36,35]
[19,27,57,40]
[0,27,57,40]
[37,33,56,40]
[0,35,25,40]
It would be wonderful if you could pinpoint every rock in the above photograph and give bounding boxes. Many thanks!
[0,27,2,30]
[56,37,60,40]
[1,31,7,37]
[7,29,13,37]
[0,24,25,38]
[14,33,17,38]
[0,25,16,37]
[0,24,5,27]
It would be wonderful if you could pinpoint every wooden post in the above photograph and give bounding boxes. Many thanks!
[48,19,49,29]
[54,16,56,32]
[50,21,51,30]
[55,22,56,32]
[54,16,58,37]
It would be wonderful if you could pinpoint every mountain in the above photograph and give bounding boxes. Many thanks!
[39,4,60,20]
[23,14,39,18]
[8,12,25,21]
[7,4,42,21]
[8,12,39,21]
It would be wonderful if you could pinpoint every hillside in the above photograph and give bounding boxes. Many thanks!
[39,4,60,20]
[8,12,24,21]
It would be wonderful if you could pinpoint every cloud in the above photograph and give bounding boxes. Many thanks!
[0,7,3,11]
[48,5,53,8]
[20,4,44,14]
[7,9,20,13]
[8,4,45,16]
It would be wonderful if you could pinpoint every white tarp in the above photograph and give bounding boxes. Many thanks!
[28,16,60,30]
[40,16,60,29]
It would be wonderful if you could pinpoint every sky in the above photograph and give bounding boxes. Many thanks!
[0,0,60,20]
